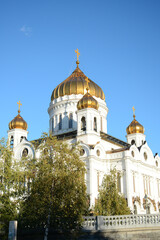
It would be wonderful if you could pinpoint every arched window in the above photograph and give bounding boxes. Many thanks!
[94,117,97,132]
[52,118,54,132]
[22,148,28,157]
[69,113,73,129]
[10,136,14,149]
[59,114,62,130]
[131,139,135,145]
[81,117,86,131]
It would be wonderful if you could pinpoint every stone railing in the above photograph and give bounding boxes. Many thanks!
[83,214,160,231]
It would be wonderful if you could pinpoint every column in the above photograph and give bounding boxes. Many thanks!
[125,158,133,209]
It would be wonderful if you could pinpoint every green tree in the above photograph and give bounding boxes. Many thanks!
[94,169,130,216]
[19,134,88,233]
[0,138,25,239]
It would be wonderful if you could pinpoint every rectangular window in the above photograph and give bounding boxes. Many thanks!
[52,118,54,132]
[55,115,57,130]
[59,114,62,130]
[69,113,73,128]
[94,117,97,132]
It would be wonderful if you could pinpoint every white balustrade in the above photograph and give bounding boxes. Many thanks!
[83,214,160,230]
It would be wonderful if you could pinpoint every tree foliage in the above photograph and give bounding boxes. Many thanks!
[94,169,130,216]
[19,134,88,232]
[0,138,26,239]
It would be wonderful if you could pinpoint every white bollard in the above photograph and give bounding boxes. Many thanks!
[8,221,17,240]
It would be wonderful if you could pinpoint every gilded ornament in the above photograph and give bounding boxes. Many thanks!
[126,107,144,135]
[75,49,80,67]
[77,91,99,110]
[9,102,28,130]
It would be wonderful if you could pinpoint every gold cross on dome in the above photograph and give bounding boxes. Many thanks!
[75,49,80,61]
[17,101,22,112]
[132,106,135,118]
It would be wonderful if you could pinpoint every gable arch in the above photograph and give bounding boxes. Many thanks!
[140,144,154,164]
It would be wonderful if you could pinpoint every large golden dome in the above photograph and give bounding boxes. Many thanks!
[51,66,105,101]
[77,90,99,110]
[126,115,144,135]
[9,110,28,131]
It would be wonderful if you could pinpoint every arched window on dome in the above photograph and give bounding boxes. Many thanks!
[52,118,54,132]
[55,115,57,129]
[69,113,73,129]
[94,117,97,132]
[81,117,86,131]
[10,136,14,149]
[59,114,62,130]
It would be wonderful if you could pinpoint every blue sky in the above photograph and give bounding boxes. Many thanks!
[0,0,160,154]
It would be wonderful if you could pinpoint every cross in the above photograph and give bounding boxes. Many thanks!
[75,49,80,61]
[132,106,135,118]
[17,101,22,112]
[85,77,90,90]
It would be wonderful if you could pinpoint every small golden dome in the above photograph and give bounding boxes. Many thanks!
[9,110,28,130]
[51,66,105,101]
[126,114,144,135]
[77,90,99,110]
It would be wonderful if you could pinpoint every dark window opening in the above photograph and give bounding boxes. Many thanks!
[10,136,14,148]
[81,117,86,131]
[22,148,28,157]
[94,117,97,132]
[59,114,62,130]
[69,113,73,129]
[52,118,54,132]
[20,136,26,142]
[131,139,135,145]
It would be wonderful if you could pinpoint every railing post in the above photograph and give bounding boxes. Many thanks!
[8,221,17,240]
[97,216,104,230]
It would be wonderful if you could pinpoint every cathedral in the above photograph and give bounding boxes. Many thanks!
[7,50,160,214]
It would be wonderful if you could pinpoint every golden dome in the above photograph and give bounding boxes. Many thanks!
[126,115,144,135]
[51,66,105,101]
[77,90,99,110]
[9,110,28,131]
